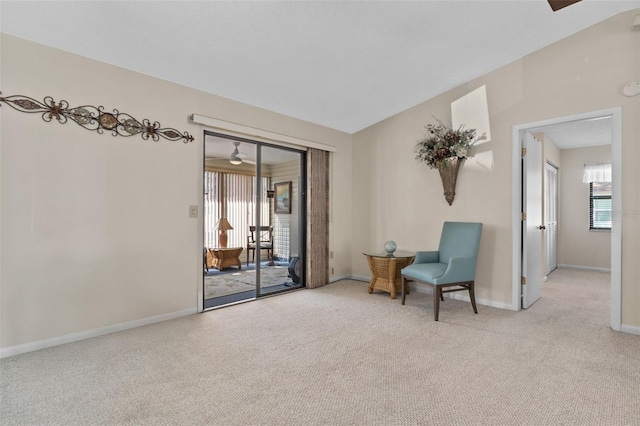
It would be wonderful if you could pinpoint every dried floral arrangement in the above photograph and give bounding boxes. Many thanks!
[415,118,476,168]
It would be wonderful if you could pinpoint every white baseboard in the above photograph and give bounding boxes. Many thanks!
[620,324,640,336]
[340,275,515,311]
[336,275,630,330]
[1,308,197,359]
[408,283,517,311]
[557,264,611,273]
[6,280,629,358]
[329,274,355,283]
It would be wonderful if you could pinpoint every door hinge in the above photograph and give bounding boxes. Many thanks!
[521,147,527,156]
[521,276,527,285]
[522,212,527,221]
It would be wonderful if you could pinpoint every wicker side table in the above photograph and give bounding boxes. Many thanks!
[364,251,415,299]
[208,247,243,271]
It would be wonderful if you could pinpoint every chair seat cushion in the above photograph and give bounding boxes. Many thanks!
[248,243,272,249]
[401,263,448,284]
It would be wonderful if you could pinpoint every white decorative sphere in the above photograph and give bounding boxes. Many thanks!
[384,240,397,255]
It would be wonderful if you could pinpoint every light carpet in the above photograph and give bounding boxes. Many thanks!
[205,264,290,299]
[1,268,639,425]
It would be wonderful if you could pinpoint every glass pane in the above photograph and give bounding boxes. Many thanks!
[204,136,258,308]
[592,182,611,196]
[593,199,612,228]
[258,145,304,295]
[591,182,612,229]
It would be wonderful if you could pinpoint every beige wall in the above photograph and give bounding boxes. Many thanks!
[0,34,352,350]
[558,145,612,269]
[2,9,640,352]
[352,10,640,325]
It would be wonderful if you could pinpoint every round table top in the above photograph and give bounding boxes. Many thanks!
[362,251,415,259]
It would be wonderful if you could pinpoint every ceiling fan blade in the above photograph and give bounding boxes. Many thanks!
[547,0,581,12]
[242,159,256,165]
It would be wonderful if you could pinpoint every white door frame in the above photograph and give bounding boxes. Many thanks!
[544,161,559,276]
[512,107,622,331]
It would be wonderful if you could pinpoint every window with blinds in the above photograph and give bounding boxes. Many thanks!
[589,182,612,230]
[204,170,270,248]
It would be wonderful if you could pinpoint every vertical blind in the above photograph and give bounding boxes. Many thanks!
[590,182,612,230]
[204,171,220,249]
[583,163,612,230]
[306,148,329,288]
[205,170,270,248]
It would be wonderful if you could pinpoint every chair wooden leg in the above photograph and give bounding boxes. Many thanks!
[440,292,444,302]
[433,286,441,321]
[266,249,275,266]
[401,277,407,305]
[468,281,478,314]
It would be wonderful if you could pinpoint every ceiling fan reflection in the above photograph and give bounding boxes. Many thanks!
[209,141,255,165]
[229,142,255,165]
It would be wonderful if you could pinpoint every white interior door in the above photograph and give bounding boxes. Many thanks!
[522,132,543,308]
[545,162,558,275]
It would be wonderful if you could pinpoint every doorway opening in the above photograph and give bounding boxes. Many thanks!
[512,107,622,331]
[544,161,558,277]
[203,132,306,309]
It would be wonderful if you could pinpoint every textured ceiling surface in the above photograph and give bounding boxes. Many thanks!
[2,1,638,133]
[532,117,613,149]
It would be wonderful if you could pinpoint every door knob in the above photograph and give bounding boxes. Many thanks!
[538,225,546,230]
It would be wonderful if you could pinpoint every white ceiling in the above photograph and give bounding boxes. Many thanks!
[531,116,612,149]
[2,1,638,134]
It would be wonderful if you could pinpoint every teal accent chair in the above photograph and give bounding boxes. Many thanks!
[401,222,483,321]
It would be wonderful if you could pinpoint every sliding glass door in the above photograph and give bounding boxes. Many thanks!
[257,145,305,296]
[203,132,305,309]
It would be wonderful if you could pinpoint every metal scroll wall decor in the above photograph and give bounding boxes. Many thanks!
[0,93,194,143]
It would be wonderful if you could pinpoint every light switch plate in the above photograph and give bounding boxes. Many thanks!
[188,205,198,218]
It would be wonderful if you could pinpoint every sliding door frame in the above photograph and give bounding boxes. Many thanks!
[202,130,307,307]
